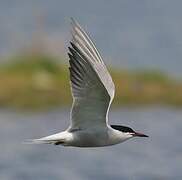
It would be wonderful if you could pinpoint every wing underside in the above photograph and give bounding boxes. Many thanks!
[68,18,115,129]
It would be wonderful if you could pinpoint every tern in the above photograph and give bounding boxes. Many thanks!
[31,18,148,147]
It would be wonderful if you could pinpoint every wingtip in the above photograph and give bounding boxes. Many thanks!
[70,17,75,23]
[70,17,82,30]
[70,17,77,27]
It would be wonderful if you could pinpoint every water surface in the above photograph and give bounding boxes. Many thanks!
[0,107,181,180]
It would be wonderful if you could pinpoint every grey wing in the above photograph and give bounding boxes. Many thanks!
[68,18,115,130]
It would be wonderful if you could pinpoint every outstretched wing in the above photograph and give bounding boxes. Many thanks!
[68,18,115,130]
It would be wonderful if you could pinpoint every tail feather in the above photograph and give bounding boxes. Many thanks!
[24,131,68,145]
[24,139,54,144]
[24,138,66,145]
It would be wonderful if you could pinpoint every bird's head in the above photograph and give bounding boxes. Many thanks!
[111,125,148,138]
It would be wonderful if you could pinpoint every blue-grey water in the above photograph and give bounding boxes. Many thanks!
[1,0,182,76]
[0,107,181,180]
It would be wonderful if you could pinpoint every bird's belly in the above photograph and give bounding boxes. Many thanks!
[72,134,108,147]
[68,129,122,147]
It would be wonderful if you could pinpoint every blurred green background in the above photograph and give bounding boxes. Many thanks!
[0,51,181,110]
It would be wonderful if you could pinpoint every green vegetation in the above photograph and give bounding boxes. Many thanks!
[0,54,181,110]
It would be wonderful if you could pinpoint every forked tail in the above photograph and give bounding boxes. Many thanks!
[24,138,65,145]
[24,131,68,145]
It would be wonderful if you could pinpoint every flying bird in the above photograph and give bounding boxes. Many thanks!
[30,18,148,147]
